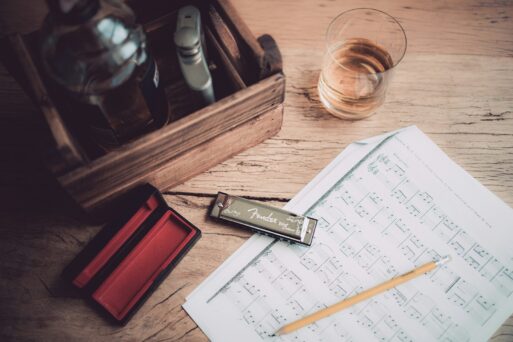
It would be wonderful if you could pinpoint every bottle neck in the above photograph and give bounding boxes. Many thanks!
[46,0,100,25]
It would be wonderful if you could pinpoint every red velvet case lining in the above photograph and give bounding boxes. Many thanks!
[73,195,160,288]
[91,211,197,320]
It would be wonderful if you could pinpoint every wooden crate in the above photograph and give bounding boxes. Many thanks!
[0,0,284,216]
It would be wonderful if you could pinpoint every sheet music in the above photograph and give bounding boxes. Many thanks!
[184,126,513,342]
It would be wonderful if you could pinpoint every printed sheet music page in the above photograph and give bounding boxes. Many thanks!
[184,126,513,342]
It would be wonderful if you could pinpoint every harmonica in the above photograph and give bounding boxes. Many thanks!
[210,192,317,246]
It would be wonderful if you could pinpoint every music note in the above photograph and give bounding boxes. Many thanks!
[491,268,513,297]
[391,179,418,204]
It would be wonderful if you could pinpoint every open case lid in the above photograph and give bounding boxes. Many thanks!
[63,184,201,324]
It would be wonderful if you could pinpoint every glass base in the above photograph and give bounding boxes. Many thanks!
[317,82,380,121]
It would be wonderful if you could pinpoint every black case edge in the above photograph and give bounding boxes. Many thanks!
[62,184,202,325]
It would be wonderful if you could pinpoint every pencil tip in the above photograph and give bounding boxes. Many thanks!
[436,255,451,266]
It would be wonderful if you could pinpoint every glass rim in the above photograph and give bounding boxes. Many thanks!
[325,8,408,73]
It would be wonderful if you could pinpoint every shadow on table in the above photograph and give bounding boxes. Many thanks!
[0,101,106,330]
[0,141,85,219]
[0,93,87,222]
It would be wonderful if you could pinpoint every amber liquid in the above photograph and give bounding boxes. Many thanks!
[94,61,168,145]
[318,38,394,119]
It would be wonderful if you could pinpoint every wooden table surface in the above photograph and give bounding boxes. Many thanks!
[1,0,513,341]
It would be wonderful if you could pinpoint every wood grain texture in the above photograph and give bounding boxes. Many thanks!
[1,0,513,341]
[209,3,250,84]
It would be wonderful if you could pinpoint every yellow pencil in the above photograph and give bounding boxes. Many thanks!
[273,255,451,336]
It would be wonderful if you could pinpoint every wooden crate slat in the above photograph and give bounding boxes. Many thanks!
[215,0,266,63]
[150,104,283,190]
[206,28,247,90]
[76,103,283,211]
[208,4,249,83]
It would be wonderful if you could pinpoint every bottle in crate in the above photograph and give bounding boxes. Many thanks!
[40,0,169,149]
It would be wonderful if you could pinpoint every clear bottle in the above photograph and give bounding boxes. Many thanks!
[40,0,169,148]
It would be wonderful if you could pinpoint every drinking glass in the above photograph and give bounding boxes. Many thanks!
[318,8,407,120]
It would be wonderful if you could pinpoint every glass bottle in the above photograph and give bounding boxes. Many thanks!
[40,0,169,148]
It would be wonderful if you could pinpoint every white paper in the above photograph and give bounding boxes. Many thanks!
[184,126,513,342]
